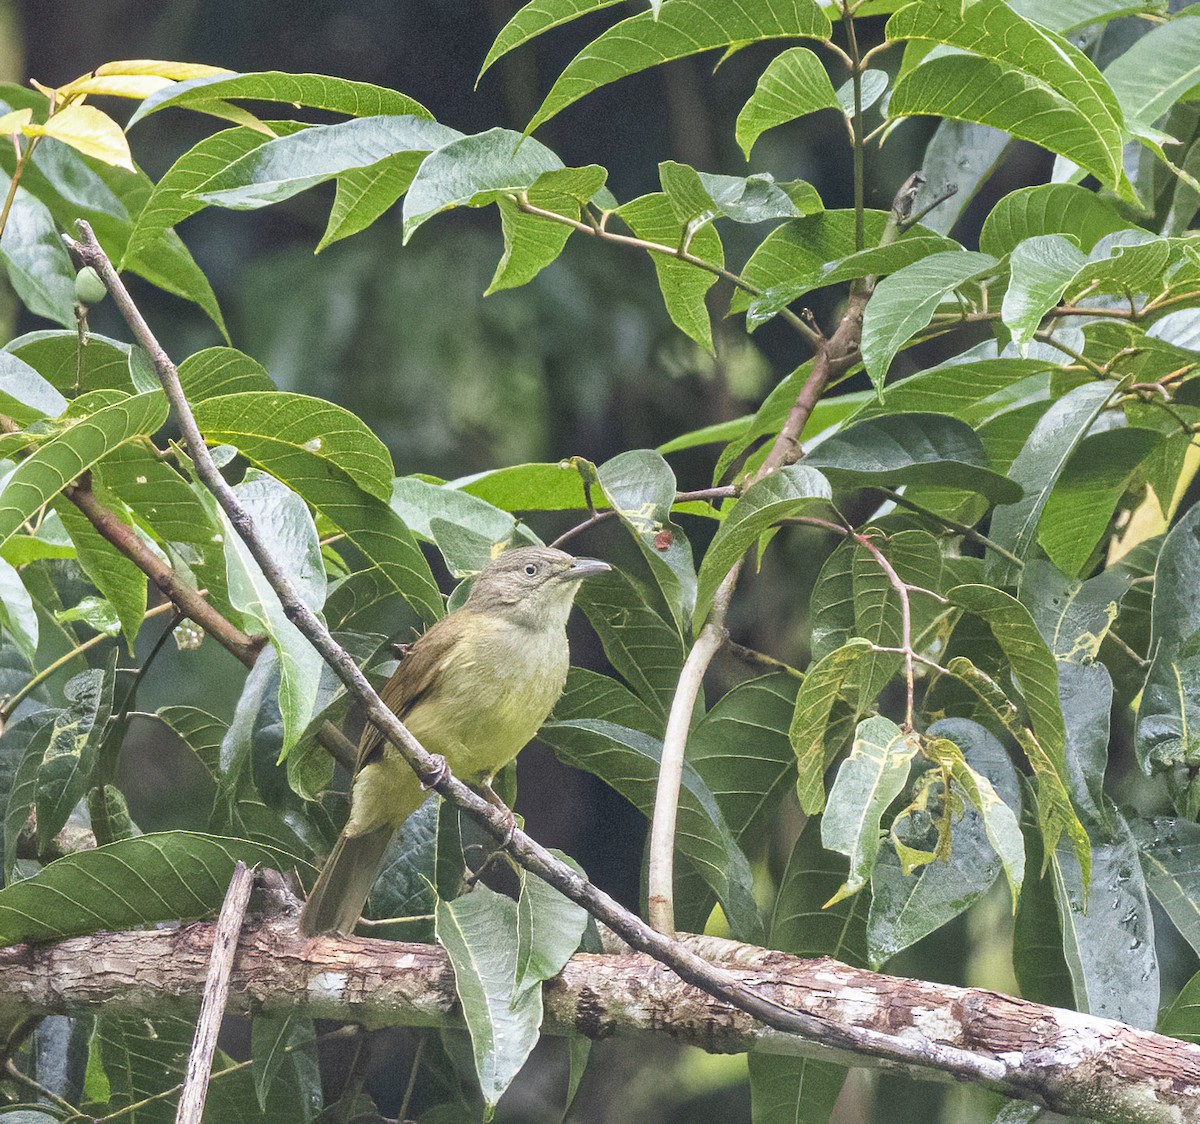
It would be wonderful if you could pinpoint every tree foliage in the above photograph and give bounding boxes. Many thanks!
[0,2,1199,1120]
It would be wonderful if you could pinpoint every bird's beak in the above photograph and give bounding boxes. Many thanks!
[565,557,611,580]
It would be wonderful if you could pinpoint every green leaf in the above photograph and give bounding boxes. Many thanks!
[867,718,1020,966]
[791,639,873,815]
[1102,14,1200,132]
[0,179,76,327]
[121,121,305,267]
[0,391,169,551]
[576,570,684,724]
[194,390,393,502]
[1136,503,1200,775]
[597,448,695,634]
[1132,815,1200,959]
[949,585,1064,763]
[479,0,623,79]
[456,461,598,512]
[0,830,299,944]
[749,818,866,1124]
[0,351,66,423]
[1020,560,1130,664]
[859,251,998,391]
[250,1014,320,1116]
[987,380,1118,583]
[0,555,37,662]
[687,671,800,844]
[125,228,229,342]
[7,331,144,395]
[804,412,1020,503]
[731,209,899,317]
[735,47,838,159]
[36,665,115,850]
[541,713,762,942]
[192,395,440,625]
[515,851,588,1000]
[488,196,572,294]
[192,115,461,210]
[695,465,831,624]
[1037,427,1160,578]
[390,475,535,576]
[55,501,147,650]
[822,715,919,905]
[659,163,813,225]
[526,0,832,134]
[1012,777,1074,1010]
[979,184,1131,258]
[128,70,431,128]
[617,192,723,352]
[222,472,326,757]
[1001,235,1089,348]
[1160,967,1200,1044]
[886,0,1129,196]
[1051,804,1158,1030]
[436,884,543,1112]
[403,128,565,241]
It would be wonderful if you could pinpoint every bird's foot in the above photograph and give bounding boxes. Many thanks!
[419,753,449,790]
[480,781,517,848]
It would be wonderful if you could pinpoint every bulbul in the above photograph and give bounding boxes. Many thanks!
[299,545,610,935]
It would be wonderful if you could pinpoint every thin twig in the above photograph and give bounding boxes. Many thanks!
[69,219,937,1067]
[175,862,254,1124]
[878,487,1024,569]
[854,532,915,730]
[4,1057,79,1115]
[514,196,824,351]
[726,641,804,679]
[550,485,737,548]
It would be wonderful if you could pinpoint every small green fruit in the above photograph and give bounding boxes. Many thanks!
[74,266,107,306]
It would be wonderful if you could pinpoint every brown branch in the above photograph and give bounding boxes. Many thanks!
[2,919,1197,1123]
[175,862,252,1124]
[66,474,263,666]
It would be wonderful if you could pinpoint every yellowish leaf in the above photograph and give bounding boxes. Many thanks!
[28,105,135,172]
[0,108,33,134]
[93,59,230,81]
[60,75,174,100]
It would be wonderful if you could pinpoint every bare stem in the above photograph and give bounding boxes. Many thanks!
[854,532,915,730]
[176,863,253,1124]
[647,572,734,936]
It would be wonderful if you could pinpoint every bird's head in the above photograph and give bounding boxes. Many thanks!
[465,545,610,630]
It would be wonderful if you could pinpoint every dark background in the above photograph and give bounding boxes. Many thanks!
[10,3,1017,1120]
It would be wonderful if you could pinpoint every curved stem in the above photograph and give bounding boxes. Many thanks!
[647,571,734,935]
[842,2,865,252]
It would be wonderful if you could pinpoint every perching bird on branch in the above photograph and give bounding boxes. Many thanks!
[299,545,610,935]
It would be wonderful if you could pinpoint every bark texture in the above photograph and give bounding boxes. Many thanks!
[0,920,1196,1123]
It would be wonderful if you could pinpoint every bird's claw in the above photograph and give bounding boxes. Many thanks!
[420,754,449,790]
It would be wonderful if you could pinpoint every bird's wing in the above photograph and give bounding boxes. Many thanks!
[355,614,465,771]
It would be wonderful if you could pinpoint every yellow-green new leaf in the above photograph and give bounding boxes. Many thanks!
[28,105,135,172]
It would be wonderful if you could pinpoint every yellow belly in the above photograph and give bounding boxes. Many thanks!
[345,617,569,835]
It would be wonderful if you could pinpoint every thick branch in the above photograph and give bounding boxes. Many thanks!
[1,921,1196,1124]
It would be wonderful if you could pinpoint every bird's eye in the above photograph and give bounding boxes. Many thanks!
[523,563,538,576]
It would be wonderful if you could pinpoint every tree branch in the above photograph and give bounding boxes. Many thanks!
[66,474,264,666]
[2,920,1197,1124]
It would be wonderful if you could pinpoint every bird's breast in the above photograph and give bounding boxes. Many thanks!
[404,617,569,779]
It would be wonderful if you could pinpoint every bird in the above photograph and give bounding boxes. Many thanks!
[299,544,610,935]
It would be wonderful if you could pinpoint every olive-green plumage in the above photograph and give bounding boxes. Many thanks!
[299,545,609,935]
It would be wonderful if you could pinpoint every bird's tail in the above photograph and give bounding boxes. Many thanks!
[299,825,393,936]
